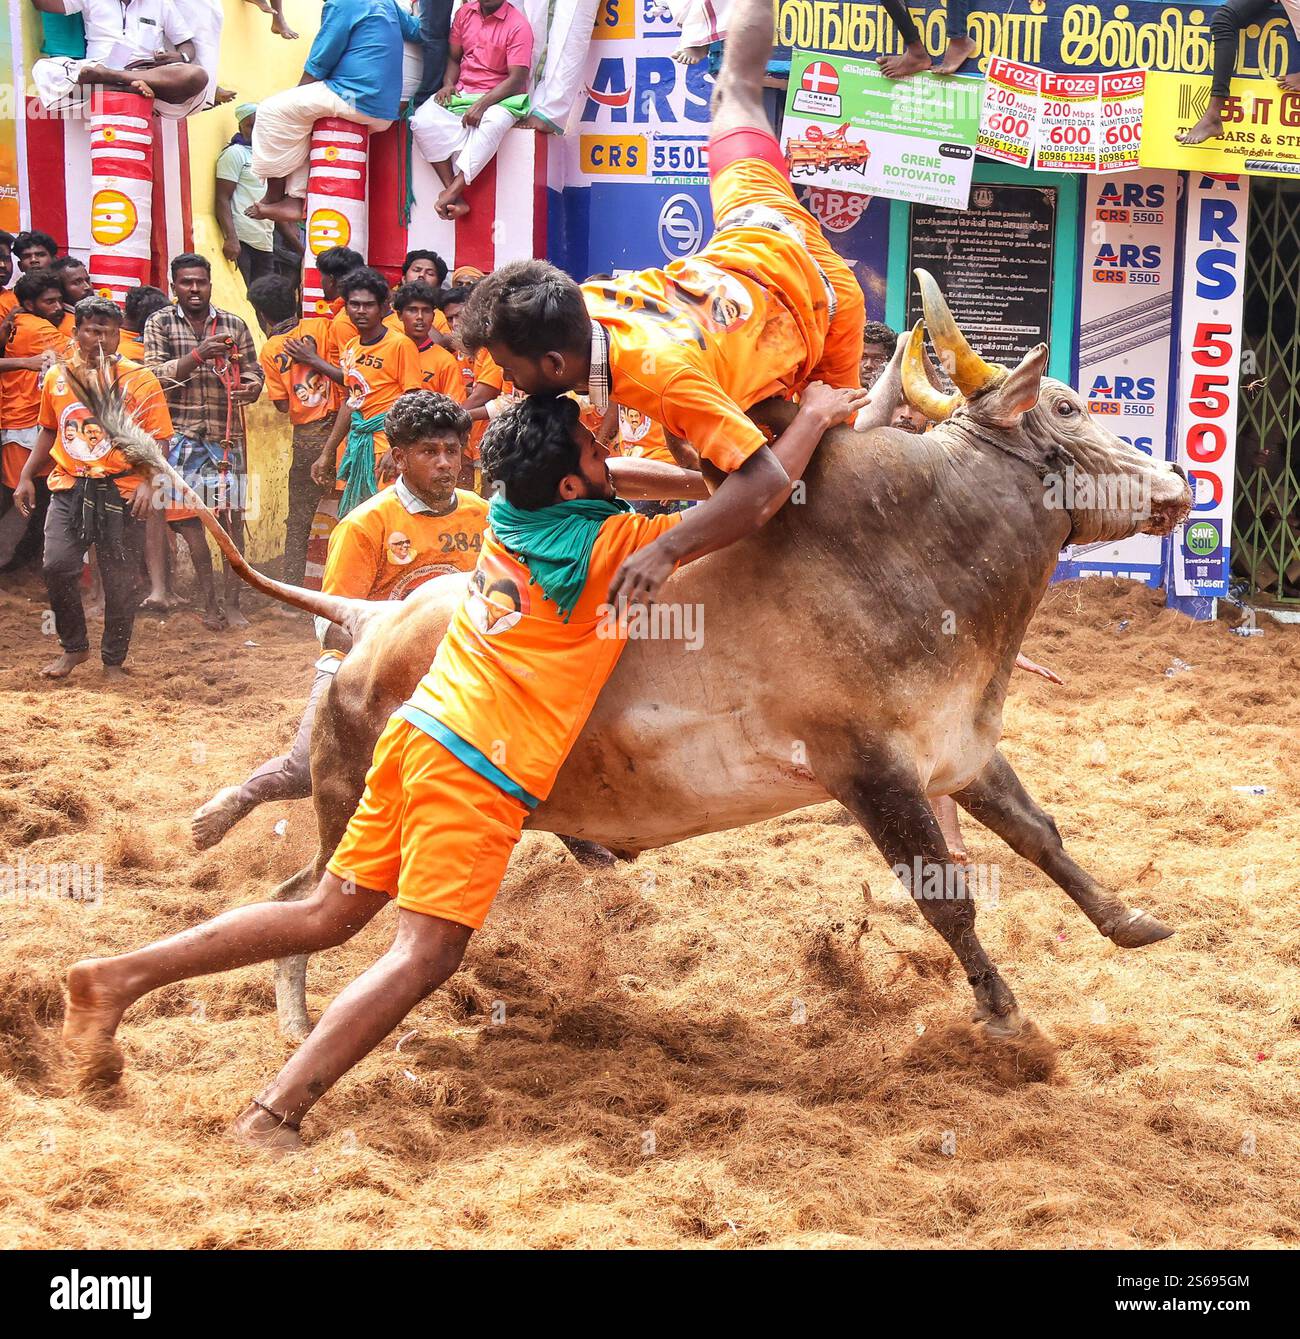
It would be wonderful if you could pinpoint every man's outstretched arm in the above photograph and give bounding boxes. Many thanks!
[607,382,865,604]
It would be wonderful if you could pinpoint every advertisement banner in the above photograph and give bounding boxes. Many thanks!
[769,2,1300,78]
[1056,170,1179,587]
[977,58,1042,168]
[1098,70,1145,173]
[1140,73,1300,178]
[1172,174,1250,599]
[1036,71,1101,171]
[0,5,19,232]
[782,52,979,209]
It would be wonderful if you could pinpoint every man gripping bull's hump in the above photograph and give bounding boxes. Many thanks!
[459,0,870,606]
[60,397,745,1150]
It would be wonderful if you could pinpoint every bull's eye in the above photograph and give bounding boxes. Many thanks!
[1055,400,1077,417]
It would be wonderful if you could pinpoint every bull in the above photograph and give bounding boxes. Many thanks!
[250,272,1192,1041]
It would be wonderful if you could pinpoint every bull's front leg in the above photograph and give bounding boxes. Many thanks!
[953,750,1173,948]
[826,760,1024,1035]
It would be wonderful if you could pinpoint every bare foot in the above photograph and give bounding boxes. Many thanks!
[102,665,128,681]
[517,113,559,134]
[139,594,180,615]
[223,605,250,631]
[215,86,237,105]
[128,79,155,100]
[271,15,298,39]
[1279,74,1300,93]
[672,44,709,65]
[63,960,133,1089]
[936,36,977,75]
[878,45,931,79]
[191,784,254,850]
[229,1102,303,1155]
[247,196,305,224]
[1177,112,1224,145]
[435,195,470,221]
[242,0,274,12]
[40,650,90,679]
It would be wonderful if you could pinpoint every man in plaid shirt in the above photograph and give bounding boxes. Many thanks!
[144,253,263,630]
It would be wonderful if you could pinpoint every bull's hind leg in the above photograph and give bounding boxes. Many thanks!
[953,750,1173,948]
[272,864,318,1042]
[827,763,1023,1035]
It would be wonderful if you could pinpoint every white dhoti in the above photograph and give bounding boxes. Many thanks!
[32,56,206,119]
[251,83,394,198]
[525,0,602,134]
[409,99,516,184]
[185,0,224,109]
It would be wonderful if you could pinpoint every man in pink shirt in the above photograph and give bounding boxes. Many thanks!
[410,0,533,219]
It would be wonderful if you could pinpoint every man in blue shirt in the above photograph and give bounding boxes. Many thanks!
[249,0,420,224]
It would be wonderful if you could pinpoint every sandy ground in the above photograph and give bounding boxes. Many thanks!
[0,569,1297,1249]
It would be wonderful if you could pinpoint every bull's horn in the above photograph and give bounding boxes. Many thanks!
[914,268,1005,397]
[902,323,961,422]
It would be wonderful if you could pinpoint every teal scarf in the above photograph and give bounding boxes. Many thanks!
[489,495,631,622]
[337,410,388,518]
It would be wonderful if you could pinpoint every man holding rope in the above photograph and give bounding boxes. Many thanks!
[144,254,263,630]
[13,297,173,680]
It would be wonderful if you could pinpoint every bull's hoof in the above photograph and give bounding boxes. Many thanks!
[1107,908,1174,949]
[976,1007,1025,1040]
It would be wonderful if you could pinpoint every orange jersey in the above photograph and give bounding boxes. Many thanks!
[616,405,677,465]
[403,508,682,806]
[583,163,840,472]
[339,327,422,460]
[58,310,75,337]
[322,483,487,602]
[1,311,73,431]
[261,325,338,425]
[117,329,146,360]
[0,291,17,320]
[38,356,173,499]
[415,340,464,401]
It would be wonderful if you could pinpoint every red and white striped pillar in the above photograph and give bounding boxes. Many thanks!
[86,89,155,304]
[301,118,371,317]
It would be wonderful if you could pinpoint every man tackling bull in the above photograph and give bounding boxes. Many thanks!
[459,0,870,607]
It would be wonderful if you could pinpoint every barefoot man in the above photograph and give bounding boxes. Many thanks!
[14,297,172,680]
[410,0,533,220]
[191,390,486,849]
[459,0,870,606]
[29,0,211,115]
[1176,2,1300,144]
[64,394,747,1148]
[247,0,419,224]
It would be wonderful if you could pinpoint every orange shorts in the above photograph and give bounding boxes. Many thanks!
[709,131,865,389]
[327,714,529,929]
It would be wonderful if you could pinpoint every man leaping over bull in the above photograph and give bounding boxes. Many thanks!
[458,0,871,608]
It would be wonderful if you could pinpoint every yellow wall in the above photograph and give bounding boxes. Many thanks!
[188,1,321,563]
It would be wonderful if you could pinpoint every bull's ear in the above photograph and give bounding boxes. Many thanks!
[973,344,1049,428]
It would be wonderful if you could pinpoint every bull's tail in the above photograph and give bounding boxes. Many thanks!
[68,362,373,640]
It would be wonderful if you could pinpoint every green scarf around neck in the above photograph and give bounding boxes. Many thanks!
[488,494,631,622]
[337,410,388,518]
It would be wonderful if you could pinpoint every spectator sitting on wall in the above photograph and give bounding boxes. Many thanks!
[1177,2,1300,144]
[410,0,533,221]
[178,0,235,106]
[28,0,211,117]
[248,0,420,225]
[242,0,299,41]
